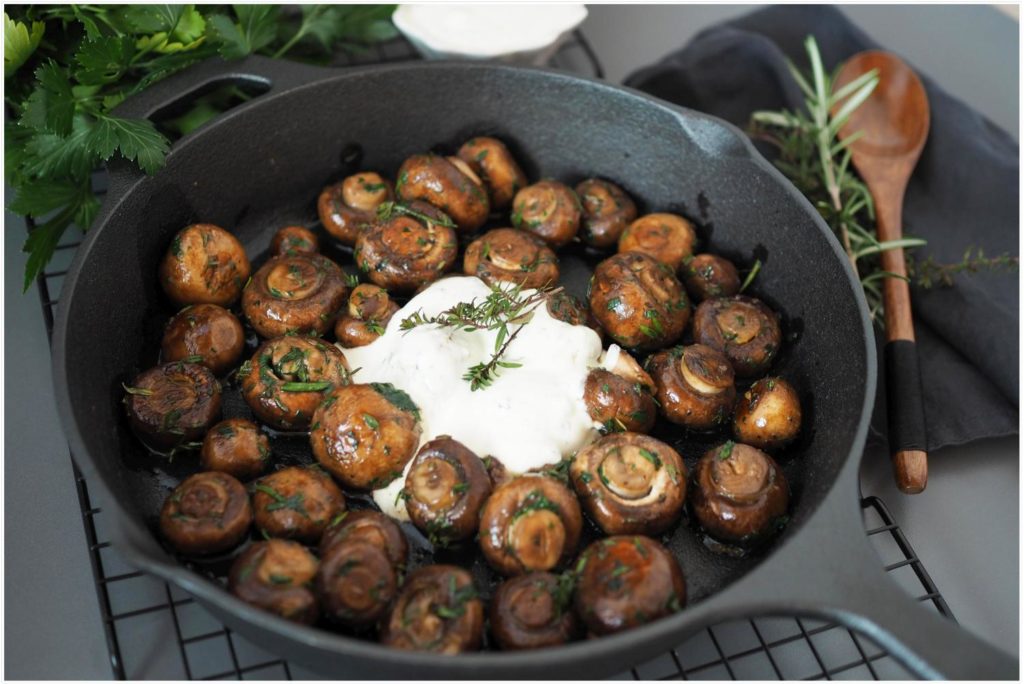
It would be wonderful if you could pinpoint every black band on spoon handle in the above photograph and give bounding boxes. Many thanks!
[884,340,928,452]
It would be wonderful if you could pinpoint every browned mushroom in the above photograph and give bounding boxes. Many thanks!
[483,455,512,488]
[318,172,394,245]
[228,539,319,624]
[463,228,560,289]
[241,253,349,338]
[124,362,222,452]
[271,225,319,256]
[690,441,789,546]
[402,436,492,546]
[682,253,740,301]
[511,180,582,249]
[573,536,686,637]
[396,154,490,234]
[252,466,346,544]
[584,349,657,434]
[353,201,458,293]
[381,565,484,654]
[479,475,583,576]
[575,179,638,249]
[320,510,409,570]
[160,471,252,555]
[159,223,251,307]
[456,137,528,210]
[490,572,578,650]
[200,418,270,480]
[310,383,422,490]
[317,540,398,629]
[570,433,686,536]
[240,336,351,431]
[334,283,401,348]
[589,252,689,351]
[646,344,736,431]
[544,290,602,341]
[733,377,802,451]
[618,214,697,273]
[160,304,245,375]
[692,295,782,378]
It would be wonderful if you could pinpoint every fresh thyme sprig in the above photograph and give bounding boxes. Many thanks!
[400,282,560,390]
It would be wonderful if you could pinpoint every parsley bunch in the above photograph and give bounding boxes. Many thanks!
[5,5,397,291]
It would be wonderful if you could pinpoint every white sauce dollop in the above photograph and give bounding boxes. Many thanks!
[339,276,608,519]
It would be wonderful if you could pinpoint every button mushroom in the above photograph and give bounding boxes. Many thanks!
[353,200,458,293]
[511,180,582,249]
[334,283,400,348]
[545,290,603,341]
[228,539,319,624]
[690,441,789,546]
[317,540,398,629]
[618,213,697,273]
[589,252,689,352]
[572,536,686,637]
[271,225,319,256]
[456,136,528,210]
[402,436,492,547]
[252,466,346,544]
[692,295,782,378]
[123,362,222,452]
[682,253,740,302]
[584,348,657,434]
[160,471,252,555]
[479,475,583,576]
[733,377,802,451]
[310,383,422,490]
[396,153,490,234]
[490,572,579,650]
[240,336,351,431]
[320,509,409,570]
[318,172,394,246]
[575,178,638,249]
[463,227,560,289]
[200,418,271,480]
[160,304,245,375]
[647,344,736,431]
[159,223,251,307]
[381,565,484,654]
[241,253,349,339]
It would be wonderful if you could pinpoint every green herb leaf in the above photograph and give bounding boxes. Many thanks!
[208,5,279,59]
[87,114,170,174]
[74,36,134,85]
[370,382,420,420]
[280,381,332,392]
[4,12,44,78]
[21,61,75,136]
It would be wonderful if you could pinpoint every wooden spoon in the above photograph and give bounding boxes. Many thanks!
[835,52,930,494]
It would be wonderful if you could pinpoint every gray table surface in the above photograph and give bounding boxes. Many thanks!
[4,5,1018,679]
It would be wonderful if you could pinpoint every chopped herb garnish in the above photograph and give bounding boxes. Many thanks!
[280,381,332,392]
[718,440,736,460]
[369,382,421,420]
[122,384,154,396]
[637,447,662,469]
[362,413,380,430]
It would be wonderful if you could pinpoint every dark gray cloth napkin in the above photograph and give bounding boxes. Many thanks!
[625,5,1019,452]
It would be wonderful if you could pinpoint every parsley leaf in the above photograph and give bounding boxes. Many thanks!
[4,13,44,78]
[208,5,279,59]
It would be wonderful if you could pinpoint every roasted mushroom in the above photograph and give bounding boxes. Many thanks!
[228,539,319,624]
[511,180,582,249]
[690,442,789,546]
[573,536,686,637]
[124,362,222,451]
[318,172,394,245]
[160,304,245,375]
[252,466,346,544]
[271,225,319,256]
[320,510,409,570]
[240,336,351,430]
[310,383,422,490]
[682,253,740,301]
[353,201,458,292]
[463,228,559,289]
[483,455,512,488]
[242,253,348,338]
[159,223,251,307]
[544,290,602,340]
[160,471,252,555]
[646,344,736,431]
[334,283,401,348]
[589,252,689,351]
[490,572,578,650]
[479,475,583,576]
[381,565,484,654]
[200,418,271,480]
[584,348,657,434]
[575,178,638,249]
[618,213,697,273]
[456,136,528,209]
[570,433,686,536]
[317,540,399,629]
[396,153,489,233]
[403,436,492,546]
[692,295,782,377]
[733,377,802,451]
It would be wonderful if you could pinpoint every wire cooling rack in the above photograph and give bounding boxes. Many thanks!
[30,31,952,680]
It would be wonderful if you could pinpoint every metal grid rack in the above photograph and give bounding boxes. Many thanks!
[30,31,951,680]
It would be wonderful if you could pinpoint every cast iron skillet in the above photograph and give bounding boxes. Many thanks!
[51,56,1016,679]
